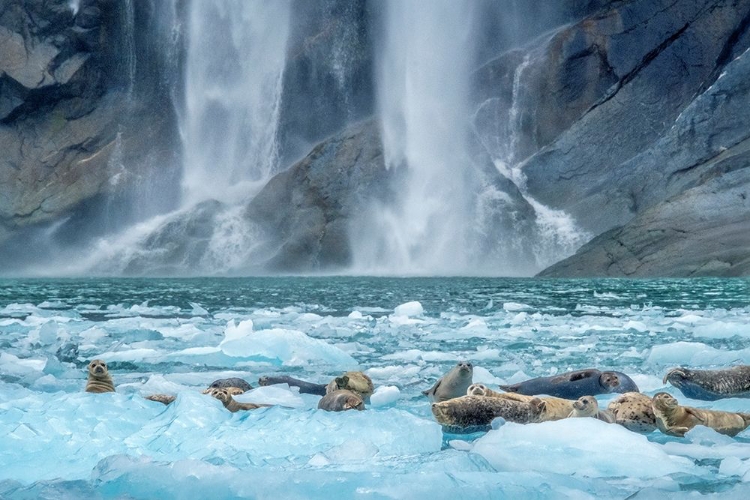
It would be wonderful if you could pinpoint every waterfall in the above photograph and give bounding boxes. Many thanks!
[353,0,478,274]
[181,0,292,206]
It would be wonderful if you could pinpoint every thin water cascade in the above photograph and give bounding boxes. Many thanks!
[354,0,478,274]
[181,0,292,206]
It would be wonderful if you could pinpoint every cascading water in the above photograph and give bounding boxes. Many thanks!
[353,0,478,274]
[181,0,292,206]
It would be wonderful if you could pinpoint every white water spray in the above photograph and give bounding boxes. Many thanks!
[354,0,477,274]
[181,0,291,206]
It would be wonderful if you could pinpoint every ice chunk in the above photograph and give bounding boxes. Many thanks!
[647,342,750,367]
[503,302,531,312]
[348,311,364,319]
[370,386,400,407]
[693,321,750,339]
[393,301,424,317]
[234,385,306,408]
[472,419,695,479]
[472,366,503,385]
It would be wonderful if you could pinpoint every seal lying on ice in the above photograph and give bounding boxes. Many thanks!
[318,390,365,412]
[663,366,750,400]
[467,383,575,421]
[652,392,750,437]
[326,372,375,401]
[258,375,327,396]
[568,396,615,423]
[423,361,473,402]
[607,392,656,432]
[208,377,253,393]
[499,369,638,399]
[431,395,545,432]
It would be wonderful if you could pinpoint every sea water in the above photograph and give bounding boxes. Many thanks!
[1,277,750,499]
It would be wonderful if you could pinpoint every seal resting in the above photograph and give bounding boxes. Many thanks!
[467,383,574,421]
[208,377,253,393]
[607,392,656,432]
[652,392,750,437]
[202,386,245,396]
[318,389,365,412]
[258,375,327,396]
[498,369,638,399]
[663,366,750,401]
[326,372,375,401]
[568,396,615,423]
[423,361,473,402]
[85,359,115,393]
[431,395,545,431]
[208,388,272,412]
[145,394,176,405]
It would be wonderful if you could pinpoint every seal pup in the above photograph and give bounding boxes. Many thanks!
[431,395,545,430]
[468,384,575,421]
[258,375,327,396]
[326,372,375,401]
[208,388,272,413]
[85,359,115,393]
[607,392,656,432]
[498,369,638,399]
[145,394,176,405]
[318,389,365,412]
[568,396,615,423]
[663,366,750,400]
[652,392,750,437]
[423,362,473,403]
[208,377,253,393]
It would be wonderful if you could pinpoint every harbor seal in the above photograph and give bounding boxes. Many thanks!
[318,389,365,412]
[468,384,575,421]
[498,369,638,399]
[208,377,253,392]
[85,359,115,393]
[423,362,473,402]
[663,366,750,400]
[326,371,375,401]
[607,392,656,432]
[258,375,327,396]
[568,396,615,423]
[145,394,176,405]
[202,386,245,396]
[431,395,545,431]
[652,392,750,437]
[208,388,272,412]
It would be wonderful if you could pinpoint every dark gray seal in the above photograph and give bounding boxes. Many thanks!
[208,377,253,392]
[422,361,473,402]
[258,375,327,396]
[498,369,638,399]
[663,366,750,401]
[318,390,365,412]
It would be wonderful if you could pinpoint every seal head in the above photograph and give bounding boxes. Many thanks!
[85,359,115,393]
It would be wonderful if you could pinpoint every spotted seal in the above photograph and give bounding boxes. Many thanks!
[663,366,750,401]
[85,359,115,393]
[431,395,545,431]
[652,392,750,437]
[607,392,656,432]
[202,386,245,396]
[145,394,176,405]
[423,362,473,402]
[467,383,574,421]
[568,396,615,423]
[326,372,375,401]
[208,388,272,412]
[208,377,253,393]
[258,375,327,396]
[498,369,638,399]
[318,389,365,412]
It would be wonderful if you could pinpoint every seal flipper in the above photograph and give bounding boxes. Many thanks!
[567,370,597,383]
[423,379,442,397]
[684,407,707,424]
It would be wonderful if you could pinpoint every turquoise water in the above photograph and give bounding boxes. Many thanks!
[1,278,750,498]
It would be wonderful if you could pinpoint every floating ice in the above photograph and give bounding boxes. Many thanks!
[647,342,750,367]
[393,301,424,317]
[693,321,750,339]
[503,302,531,312]
[370,385,401,407]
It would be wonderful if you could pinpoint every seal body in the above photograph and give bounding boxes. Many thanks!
[608,392,656,432]
[652,392,750,437]
[318,390,365,412]
[208,388,271,412]
[145,394,176,405]
[208,377,253,392]
[468,384,575,421]
[85,359,115,393]
[431,395,545,429]
[258,375,327,396]
[326,372,375,401]
[499,369,638,399]
[663,366,750,401]
[568,396,615,423]
[423,362,473,402]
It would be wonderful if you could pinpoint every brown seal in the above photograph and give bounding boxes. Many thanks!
[208,388,272,412]
[202,386,245,396]
[568,396,615,423]
[145,394,176,405]
[431,395,545,429]
[468,384,574,421]
[423,362,473,403]
[607,392,656,432]
[652,392,750,437]
[85,359,115,393]
[326,371,375,401]
[318,389,365,412]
